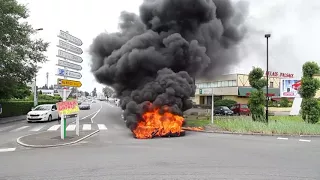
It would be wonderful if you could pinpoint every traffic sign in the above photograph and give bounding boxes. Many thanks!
[57,40,83,55]
[57,78,82,87]
[199,88,213,95]
[58,30,83,46]
[57,89,72,99]
[57,50,83,63]
[57,59,82,71]
[56,68,82,79]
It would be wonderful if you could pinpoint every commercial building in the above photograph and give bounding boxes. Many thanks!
[193,71,295,105]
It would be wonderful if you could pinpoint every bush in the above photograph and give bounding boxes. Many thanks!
[0,100,58,118]
[279,97,289,107]
[301,98,320,124]
[215,99,237,108]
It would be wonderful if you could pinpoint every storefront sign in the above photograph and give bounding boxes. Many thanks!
[246,93,275,97]
[266,71,294,78]
[280,79,301,98]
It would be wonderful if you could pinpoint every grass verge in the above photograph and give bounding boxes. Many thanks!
[184,116,320,135]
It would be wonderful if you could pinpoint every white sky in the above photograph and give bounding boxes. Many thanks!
[18,0,320,92]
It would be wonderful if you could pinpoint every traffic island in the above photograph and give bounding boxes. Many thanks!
[17,130,99,148]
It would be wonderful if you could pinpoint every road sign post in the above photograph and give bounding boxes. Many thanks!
[56,30,83,139]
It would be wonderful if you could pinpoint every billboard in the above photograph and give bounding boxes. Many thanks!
[280,79,301,97]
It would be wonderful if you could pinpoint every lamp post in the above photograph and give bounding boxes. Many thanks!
[33,28,44,107]
[264,33,271,123]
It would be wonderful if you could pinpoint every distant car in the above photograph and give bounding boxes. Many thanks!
[230,103,250,116]
[79,103,91,110]
[27,104,59,122]
[214,106,234,116]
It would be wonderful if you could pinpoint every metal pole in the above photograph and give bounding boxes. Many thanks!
[33,77,37,107]
[211,88,214,124]
[265,34,271,123]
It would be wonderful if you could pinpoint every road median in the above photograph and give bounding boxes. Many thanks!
[17,130,99,148]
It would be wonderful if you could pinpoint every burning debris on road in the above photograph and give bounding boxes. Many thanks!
[90,0,248,139]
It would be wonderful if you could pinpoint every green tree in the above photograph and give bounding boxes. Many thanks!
[103,86,114,98]
[84,91,90,97]
[299,61,320,123]
[0,0,49,99]
[92,88,97,97]
[248,67,267,122]
[11,83,31,99]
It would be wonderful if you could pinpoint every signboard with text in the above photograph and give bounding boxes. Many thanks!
[266,71,294,78]
[56,100,79,115]
[280,79,301,97]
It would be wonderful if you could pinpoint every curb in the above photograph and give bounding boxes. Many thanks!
[16,130,100,148]
[183,129,320,138]
[0,117,25,124]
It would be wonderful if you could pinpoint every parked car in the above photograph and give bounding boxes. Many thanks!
[214,106,234,116]
[79,102,91,110]
[230,103,250,116]
[27,104,59,122]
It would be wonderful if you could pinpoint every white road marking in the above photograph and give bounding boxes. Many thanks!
[47,125,60,131]
[10,126,29,132]
[82,124,91,131]
[0,148,16,153]
[98,124,108,130]
[277,137,288,140]
[66,124,76,131]
[299,139,311,142]
[90,103,102,123]
[80,111,98,120]
[29,125,46,132]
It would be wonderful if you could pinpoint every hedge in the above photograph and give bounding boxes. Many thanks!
[0,101,58,118]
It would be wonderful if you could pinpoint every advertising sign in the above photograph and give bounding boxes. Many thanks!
[56,100,79,115]
[280,79,301,97]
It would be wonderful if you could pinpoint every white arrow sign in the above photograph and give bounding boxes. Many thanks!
[57,59,82,71]
[57,40,83,55]
[58,30,83,46]
[56,68,82,79]
[57,50,83,63]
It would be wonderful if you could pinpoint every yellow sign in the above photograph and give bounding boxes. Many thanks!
[56,100,80,115]
[58,79,82,87]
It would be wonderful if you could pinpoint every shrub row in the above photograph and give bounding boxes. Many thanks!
[0,101,58,118]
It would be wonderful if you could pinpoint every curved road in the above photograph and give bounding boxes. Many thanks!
[0,101,319,180]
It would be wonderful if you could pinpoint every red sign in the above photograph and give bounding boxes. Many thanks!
[56,100,79,115]
[266,71,294,78]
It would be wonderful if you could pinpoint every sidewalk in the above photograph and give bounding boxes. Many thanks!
[0,115,26,124]
[17,130,99,148]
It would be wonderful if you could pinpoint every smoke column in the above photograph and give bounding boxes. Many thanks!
[90,0,248,130]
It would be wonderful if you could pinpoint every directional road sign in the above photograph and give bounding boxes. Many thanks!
[57,40,83,55]
[57,68,82,79]
[57,78,82,88]
[57,59,82,71]
[57,50,83,63]
[58,30,83,46]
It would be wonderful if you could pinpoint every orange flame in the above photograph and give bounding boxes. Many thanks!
[133,106,184,139]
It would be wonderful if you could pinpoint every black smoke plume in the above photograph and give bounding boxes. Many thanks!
[90,0,248,130]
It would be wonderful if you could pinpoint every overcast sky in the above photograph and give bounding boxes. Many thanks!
[19,0,320,92]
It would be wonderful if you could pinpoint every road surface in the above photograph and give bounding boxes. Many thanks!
[0,101,319,180]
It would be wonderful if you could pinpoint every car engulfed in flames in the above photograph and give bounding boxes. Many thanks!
[132,105,186,139]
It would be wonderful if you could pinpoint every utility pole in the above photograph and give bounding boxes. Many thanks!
[46,72,49,89]
[265,33,271,123]
[33,28,44,107]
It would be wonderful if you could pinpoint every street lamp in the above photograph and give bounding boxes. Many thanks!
[33,28,44,107]
[265,33,271,123]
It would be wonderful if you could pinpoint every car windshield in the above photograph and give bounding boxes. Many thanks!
[222,106,230,110]
[34,105,52,111]
[241,104,248,108]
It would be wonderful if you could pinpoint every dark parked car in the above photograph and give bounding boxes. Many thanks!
[214,106,234,116]
[79,103,91,110]
[230,103,250,116]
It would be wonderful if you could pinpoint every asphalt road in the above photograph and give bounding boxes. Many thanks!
[0,101,319,180]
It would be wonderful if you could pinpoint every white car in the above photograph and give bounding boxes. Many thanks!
[27,104,60,122]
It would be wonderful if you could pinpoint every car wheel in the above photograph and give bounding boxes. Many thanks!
[48,115,52,122]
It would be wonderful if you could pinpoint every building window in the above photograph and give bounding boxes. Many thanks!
[232,80,237,86]
[270,82,274,88]
[222,81,228,87]
[218,81,221,87]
